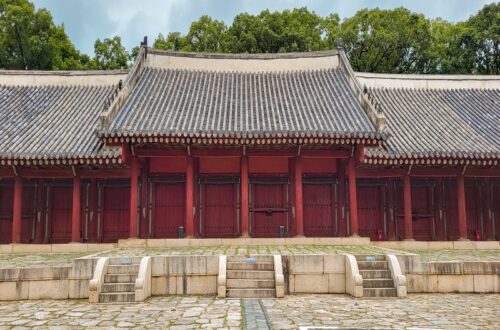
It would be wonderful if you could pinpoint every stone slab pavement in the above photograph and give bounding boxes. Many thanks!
[0,294,498,329]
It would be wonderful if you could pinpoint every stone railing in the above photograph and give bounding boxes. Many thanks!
[274,255,285,298]
[386,254,407,297]
[345,254,363,297]
[217,255,227,298]
[89,257,109,303]
[135,256,152,302]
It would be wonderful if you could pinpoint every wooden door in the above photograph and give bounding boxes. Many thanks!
[303,180,336,237]
[411,184,434,241]
[494,182,500,240]
[250,180,289,237]
[152,181,185,238]
[0,183,13,244]
[465,183,482,240]
[48,184,72,243]
[100,184,130,242]
[358,182,385,240]
[200,181,238,238]
[444,180,459,240]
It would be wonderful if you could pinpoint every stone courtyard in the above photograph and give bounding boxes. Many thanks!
[0,293,498,329]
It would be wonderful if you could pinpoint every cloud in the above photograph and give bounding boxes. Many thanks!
[32,0,494,55]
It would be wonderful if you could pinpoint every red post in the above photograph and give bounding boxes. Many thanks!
[71,176,81,242]
[403,174,413,240]
[12,176,23,243]
[337,159,346,236]
[347,157,358,236]
[295,156,304,236]
[457,175,468,240]
[185,156,194,237]
[386,178,395,240]
[240,156,249,237]
[129,158,139,238]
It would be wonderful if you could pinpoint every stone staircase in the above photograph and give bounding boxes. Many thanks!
[99,257,141,303]
[356,255,397,298]
[226,255,276,298]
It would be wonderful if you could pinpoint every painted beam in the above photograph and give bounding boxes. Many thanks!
[71,176,81,242]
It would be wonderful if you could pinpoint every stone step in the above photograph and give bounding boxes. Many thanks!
[363,288,397,298]
[104,274,137,283]
[354,255,386,262]
[227,270,275,280]
[108,257,142,266]
[227,279,275,289]
[363,279,394,289]
[357,261,389,270]
[359,269,392,279]
[99,292,135,303]
[227,288,276,298]
[107,265,140,274]
[227,262,274,271]
[102,283,135,293]
[227,255,274,263]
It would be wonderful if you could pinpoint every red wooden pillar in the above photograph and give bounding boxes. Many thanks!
[403,175,413,240]
[241,156,249,237]
[337,159,346,236]
[347,158,358,236]
[12,176,23,243]
[35,179,45,243]
[185,156,194,237]
[71,176,81,242]
[295,156,304,236]
[457,175,468,240]
[129,159,139,238]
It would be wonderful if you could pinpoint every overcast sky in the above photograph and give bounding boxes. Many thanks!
[32,0,495,56]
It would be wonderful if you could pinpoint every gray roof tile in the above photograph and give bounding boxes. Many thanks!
[0,84,120,161]
[102,67,380,139]
[366,87,500,160]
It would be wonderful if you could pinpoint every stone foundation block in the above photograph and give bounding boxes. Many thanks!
[293,274,329,293]
[427,241,454,249]
[289,255,324,274]
[406,274,438,292]
[0,268,20,281]
[475,241,499,249]
[19,266,70,281]
[117,238,146,248]
[0,245,13,253]
[0,281,28,300]
[428,262,463,275]
[473,275,500,293]
[437,275,474,292]
[401,241,428,249]
[206,256,219,275]
[71,258,95,279]
[28,280,69,299]
[324,255,345,274]
[68,279,89,299]
[151,257,166,276]
[152,277,168,295]
[87,243,116,251]
[185,256,207,275]
[12,244,52,253]
[186,275,217,294]
[328,274,345,293]
[51,243,88,253]
[453,240,476,250]
[166,256,186,275]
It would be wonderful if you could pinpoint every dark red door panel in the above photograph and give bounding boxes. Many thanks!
[101,184,130,243]
[0,183,13,244]
[48,185,72,243]
[411,185,434,241]
[153,182,185,238]
[465,183,482,240]
[358,183,385,240]
[444,181,459,240]
[201,182,238,238]
[494,183,500,240]
[303,182,335,237]
[251,181,288,237]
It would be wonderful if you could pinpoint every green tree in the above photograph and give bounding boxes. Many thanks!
[464,2,499,74]
[0,0,87,70]
[91,36,129,70]
[183,15,229,52]
[338,7,432,73]
[153,32,186,51]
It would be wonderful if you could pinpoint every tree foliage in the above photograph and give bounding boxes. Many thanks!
[0,0,88,70]
[0,1,498,74]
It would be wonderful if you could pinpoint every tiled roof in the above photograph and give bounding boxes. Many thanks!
[101,67,380,140]
[0,83,122,164]
[365,87,500,162]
